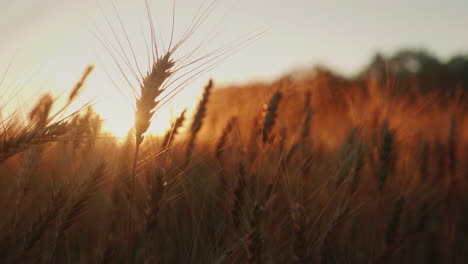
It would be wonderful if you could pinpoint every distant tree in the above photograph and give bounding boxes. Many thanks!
[362,49,468,96]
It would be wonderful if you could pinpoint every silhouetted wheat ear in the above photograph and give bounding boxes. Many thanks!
[377,121,395,192]
[161,109,186,150]
[262,91,282,143]
[336,128,359,186]
[300,91,312,141]
[68,65,94,104]
[336,128,366,193]
[185,79,213,165]
[215,116,238,163]
[135,53,175,146]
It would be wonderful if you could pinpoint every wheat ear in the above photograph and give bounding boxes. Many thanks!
[215,116,238,164]
[185,79,213,166]
[127,52,174,260]
[0,121,69,163]
[161,109,186,150]
[262,91,282,143]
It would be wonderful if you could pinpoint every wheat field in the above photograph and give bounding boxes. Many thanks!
[1,2,468,264]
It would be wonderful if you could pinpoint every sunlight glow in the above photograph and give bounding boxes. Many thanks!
[0,1,239,139]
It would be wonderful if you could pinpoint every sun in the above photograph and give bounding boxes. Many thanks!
[81,72,204,139]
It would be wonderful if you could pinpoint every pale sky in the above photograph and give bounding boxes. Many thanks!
[1,0,467,136]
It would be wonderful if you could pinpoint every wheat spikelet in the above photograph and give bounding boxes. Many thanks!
[335,128,366,193]
[135,53,175,146]
[68,65,94,104]
[300,91,312,142]
[262,91,282,143]
[335,128,359,185]
[215,116,238,164]
[161,109,186,150]
[185,79,213,165]
[46,65,94,120]
[377,121,395,192]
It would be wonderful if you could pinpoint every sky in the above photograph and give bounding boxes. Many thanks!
[1,0,467,136]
